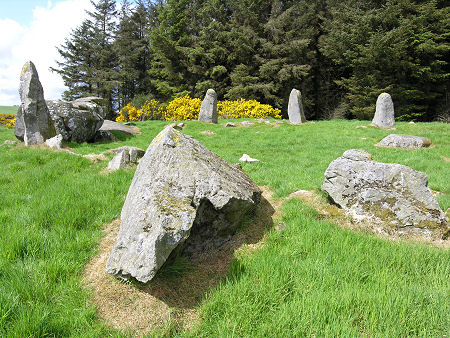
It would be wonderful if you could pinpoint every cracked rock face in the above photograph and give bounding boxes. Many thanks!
[46,97,104,143]
[106,126,261,282]
[14,61,56,145]
[322,149,448,236]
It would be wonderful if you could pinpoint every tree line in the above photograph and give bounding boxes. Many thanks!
[52,0,449,121]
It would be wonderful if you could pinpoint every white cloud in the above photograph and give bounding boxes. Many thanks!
[0,0,93,105]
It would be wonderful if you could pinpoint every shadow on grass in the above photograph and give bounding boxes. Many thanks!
[138,195,275,309]
[83,195,275,334]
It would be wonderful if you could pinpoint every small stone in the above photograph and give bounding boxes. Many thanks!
[45,134,63,149]
[239,154,259,162]
[174,123,186,130]
[276,222,286,232]
[225,122,236,127]
[2,140,18,145]
[409,121,415,125]
[372,93,395,128]
[111,146,145,163]
[107,150,130,171]
[200,130,215,135]
[376,134,431,149]
[198,89,218,123]
[240,121,254,127]
[288,88,306,124]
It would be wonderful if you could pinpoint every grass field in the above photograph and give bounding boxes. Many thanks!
[0,119,449,336]
[0,105,18,115]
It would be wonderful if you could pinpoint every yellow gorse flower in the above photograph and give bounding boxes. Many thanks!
[0,114,16,129]
[116,96,282,122]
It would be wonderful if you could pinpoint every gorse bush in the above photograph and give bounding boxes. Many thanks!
[116,99,164,122]
[218,98,281,119]
[116,96,282,122]
[163,95,202,121]
[0,114,15,128]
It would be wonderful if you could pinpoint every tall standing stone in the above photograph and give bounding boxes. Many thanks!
[15,61,56,145]
[372,93,395,128]
[198,89,218,123]
[287,88,306,124]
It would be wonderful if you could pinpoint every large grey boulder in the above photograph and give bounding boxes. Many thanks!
[372,93,395,128]
[376,134,431,149]
[14,61,56,145]
[287,88,306,124]
[322,149,448,236]
[46,97,104,143]
[106,126,261,282]
[198,89,218,123]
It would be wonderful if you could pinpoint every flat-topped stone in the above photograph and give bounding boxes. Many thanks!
[322,149,448,237]
[376,134,431,149]
[99,120,141,135]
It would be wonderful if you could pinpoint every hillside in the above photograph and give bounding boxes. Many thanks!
[0,119,449,336]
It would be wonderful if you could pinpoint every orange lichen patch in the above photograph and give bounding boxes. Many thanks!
[83,194,275,336]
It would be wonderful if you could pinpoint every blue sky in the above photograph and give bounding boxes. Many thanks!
[0,1,55,25]
[0,0,96,105]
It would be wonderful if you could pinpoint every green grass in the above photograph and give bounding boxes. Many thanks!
[0,105,18,115]
[0,119,448,336]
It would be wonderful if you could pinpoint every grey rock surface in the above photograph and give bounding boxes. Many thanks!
[376,134,431,149]
[198,89,218,123]
[47,97,104,143]
[287,88,306,124]
[15,61,56,145]
[45,134,63,149]
[14,106,25,141]
[99,119,141,135]
[322,149,448,235]
[112,146,145,163]
[107,150,130,171]
[106,126,261,282]
[372,93,395,128]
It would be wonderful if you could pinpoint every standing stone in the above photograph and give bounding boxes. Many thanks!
[15,61,56,145]
[287,88,306,124]
[198,89,218,123]
[105,126,261,282]
[372,93,395,128]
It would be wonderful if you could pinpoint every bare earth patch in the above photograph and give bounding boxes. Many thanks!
[83,185,447,335]
[83,191,275,336]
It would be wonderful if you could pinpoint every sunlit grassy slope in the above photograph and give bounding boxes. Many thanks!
[0,119,448,336]
[0,105,18,115]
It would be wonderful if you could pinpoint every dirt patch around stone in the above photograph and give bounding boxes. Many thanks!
[83,185,448,335]
[83,190,275,336]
